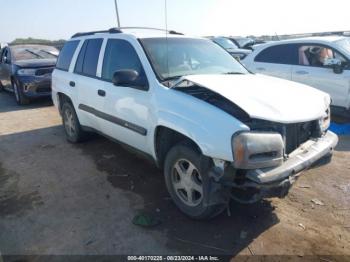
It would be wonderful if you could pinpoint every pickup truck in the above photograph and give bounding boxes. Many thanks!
[52,28,338,219]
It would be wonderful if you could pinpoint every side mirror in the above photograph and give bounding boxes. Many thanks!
[112,69,148,90]
[323,58,343,74]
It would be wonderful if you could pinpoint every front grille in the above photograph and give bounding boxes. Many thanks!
[284,121,319,154]
[35,67,54,76]
[247,119,321,155]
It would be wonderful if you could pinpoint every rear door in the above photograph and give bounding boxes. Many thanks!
[250,44,298,80]
[73,38,105,130]
[292,44,350,108]
[97,38,152,153]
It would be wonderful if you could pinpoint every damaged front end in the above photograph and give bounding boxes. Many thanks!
[209,119,338,204]
[174,79,338,204]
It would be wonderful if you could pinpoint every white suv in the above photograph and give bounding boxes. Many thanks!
[52,28,338,219]
[243,36,350,113]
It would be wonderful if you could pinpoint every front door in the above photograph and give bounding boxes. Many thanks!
[97,38,152,154]
[0,48,12,89]
[292,45,350,109]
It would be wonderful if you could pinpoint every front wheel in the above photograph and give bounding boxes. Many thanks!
[13,81,30,105]
[164,144,227,219]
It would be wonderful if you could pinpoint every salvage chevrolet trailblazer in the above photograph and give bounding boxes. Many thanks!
[52,28,338,219]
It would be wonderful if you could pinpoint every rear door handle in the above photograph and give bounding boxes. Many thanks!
[69,81,75,87]
[295,70,309,75]
[256,67,266,71]
[98,89,106,97]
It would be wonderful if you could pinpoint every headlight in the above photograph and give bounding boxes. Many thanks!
[232,132,284,169]
[319,107,331,133]
[17,69,37,76]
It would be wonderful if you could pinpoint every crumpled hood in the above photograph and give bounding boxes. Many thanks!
[182,74,330,123]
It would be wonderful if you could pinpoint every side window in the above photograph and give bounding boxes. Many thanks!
[56,40,79,71]
[255,44,298,65]
[74,38,103,77]
[101,39,147,87]
[298,45,347,67]
[1,49,8,63]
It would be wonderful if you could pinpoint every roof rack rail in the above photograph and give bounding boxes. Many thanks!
[71,27,183,38]
[112,27,184,35]
[71,28,122,38]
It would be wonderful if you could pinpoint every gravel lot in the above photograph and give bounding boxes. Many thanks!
[0,91,349,258]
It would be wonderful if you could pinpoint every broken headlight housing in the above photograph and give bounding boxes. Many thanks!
[232,132,284,169]
[319,107,331,133]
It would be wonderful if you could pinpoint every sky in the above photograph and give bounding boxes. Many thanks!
[0,0,349,42]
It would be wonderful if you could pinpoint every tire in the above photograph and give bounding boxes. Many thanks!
[13,80,30,105]
[0,81,4,92]
[164,144,227,219]
[61,102,87,143]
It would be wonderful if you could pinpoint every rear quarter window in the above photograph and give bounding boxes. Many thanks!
[75,38,103,77]
[56,40,79,71]
[254,44,298,65]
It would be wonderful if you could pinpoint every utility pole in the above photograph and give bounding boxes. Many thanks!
[114,0,121,27]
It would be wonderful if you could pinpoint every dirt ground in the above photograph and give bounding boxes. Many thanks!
[0,91,349,259]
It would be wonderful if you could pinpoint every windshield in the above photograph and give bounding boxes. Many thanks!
[336,38,350,55]
[141,38,248,80]
[213,37,238,50]
[11,45,58,61]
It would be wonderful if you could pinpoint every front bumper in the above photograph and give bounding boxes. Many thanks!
[245,131,338,184]
[15,75,52,98]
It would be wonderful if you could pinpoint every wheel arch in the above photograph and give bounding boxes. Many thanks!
[154,125,203,169]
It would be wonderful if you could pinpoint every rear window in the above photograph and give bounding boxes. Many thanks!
[75,38,103,77]
[255,44,298,65]
[56,41,79,71]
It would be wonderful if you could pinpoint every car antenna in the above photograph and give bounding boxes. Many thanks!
[114,0,121,27]
[165,0,170,87]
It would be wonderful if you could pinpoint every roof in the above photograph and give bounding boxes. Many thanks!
[280,36,347,43]
[70,27,185,40]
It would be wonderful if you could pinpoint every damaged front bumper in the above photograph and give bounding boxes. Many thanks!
[219,131,338,202]
[245,131,338,184]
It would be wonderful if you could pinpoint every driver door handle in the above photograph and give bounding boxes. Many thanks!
[98,89,106,97]
[256,67,266,71]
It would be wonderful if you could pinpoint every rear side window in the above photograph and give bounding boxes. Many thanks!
[74,38,103,77]
[56,41,79,71]
[255,44,298,65]
[102,39,146,85]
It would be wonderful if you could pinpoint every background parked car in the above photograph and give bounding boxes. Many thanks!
[229,37,260,50]
[210,36,251,60]
[0,44,59,105]
[242,36,350,113]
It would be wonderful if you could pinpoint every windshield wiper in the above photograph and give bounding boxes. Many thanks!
[223,71,244,75]
[25,49,44,59]
[40,49,58,57]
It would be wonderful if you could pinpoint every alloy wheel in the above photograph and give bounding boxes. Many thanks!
[64,108,76,138]
[171,159,203,207]
[13,82,20,102]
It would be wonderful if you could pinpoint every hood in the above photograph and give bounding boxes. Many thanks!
[181,74,330,123]
[13,58,56,68]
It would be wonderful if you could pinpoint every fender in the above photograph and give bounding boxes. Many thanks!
[154,88,249,161]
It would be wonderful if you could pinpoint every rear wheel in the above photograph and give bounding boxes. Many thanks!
[164,144,227,219]
[13,81,30,105]
[61,102,87,143]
